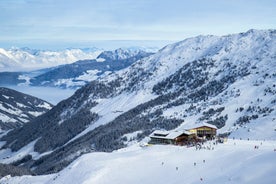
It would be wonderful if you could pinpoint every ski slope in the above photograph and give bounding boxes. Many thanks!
[1,139,276,184]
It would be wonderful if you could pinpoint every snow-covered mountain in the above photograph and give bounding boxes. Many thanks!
[97,48,149,61]
[0,47,102,72]
[29,48,153,88]
[0,87,53,130]
[0,48,153,89]
[0,29,275,175]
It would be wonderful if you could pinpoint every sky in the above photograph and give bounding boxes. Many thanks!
[0,0,275,49]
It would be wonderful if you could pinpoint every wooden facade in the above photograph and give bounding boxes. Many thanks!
[188,123,217,139]
[149,123,217,146]
[149,130,194,145]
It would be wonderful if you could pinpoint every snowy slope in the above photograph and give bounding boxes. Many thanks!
[0,47,102,72]
[0,29,275,175]
[0,87,53,130]
[97,48,148,61]
[1,139,276,184]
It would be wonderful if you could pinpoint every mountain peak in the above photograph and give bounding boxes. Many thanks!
[96,48,150,61]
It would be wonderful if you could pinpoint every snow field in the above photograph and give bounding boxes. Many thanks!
[1,139,276,184]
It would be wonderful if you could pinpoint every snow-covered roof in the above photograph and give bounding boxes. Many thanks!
[151,130,169,136]
[150,130,192,140]
[186,122,218,130]
[166,131,191,139]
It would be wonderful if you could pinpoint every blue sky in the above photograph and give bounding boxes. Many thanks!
[0,0,275,49]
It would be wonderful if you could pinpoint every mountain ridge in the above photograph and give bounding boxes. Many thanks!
[0,87,53,130]
[0,47,102,72]
[0,48,153,89]
[0,29,275,174]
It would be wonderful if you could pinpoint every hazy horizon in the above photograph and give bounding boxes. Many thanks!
[0,39,175,50]
[1,0,275,50]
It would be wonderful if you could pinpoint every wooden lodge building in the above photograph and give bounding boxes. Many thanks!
[149,123,217,145]
[187,123,217,139]
[149,130,194,145]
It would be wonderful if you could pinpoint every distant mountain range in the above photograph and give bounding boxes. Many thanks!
[0,48,153,88]
[0,29,275,175]
[0,87,52,130]
[0,47,102,72]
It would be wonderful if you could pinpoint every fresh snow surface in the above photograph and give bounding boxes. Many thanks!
[76,70,101,81]
[66,90,157,144]
[96,58,106,62]
[54,79,86,89]
[2,95,10,100]
[1,139,276,184]
[18,75,31,86]
[0,113,15,123]
[27,111,43,117]
[122,131,143,146]
[0,103,22,116]
[54,70,102,89]
[37,102,52,110]
[0,139,39,164]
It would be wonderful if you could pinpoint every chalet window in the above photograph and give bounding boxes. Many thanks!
[197,130,213,135]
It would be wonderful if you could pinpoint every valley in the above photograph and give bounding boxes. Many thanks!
[0,29,275,183]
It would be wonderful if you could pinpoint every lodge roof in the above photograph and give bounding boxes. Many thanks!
[187,122,218,130]
[150,130,192,140]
